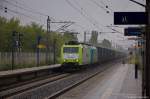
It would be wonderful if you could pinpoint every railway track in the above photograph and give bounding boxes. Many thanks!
[46,63,113,99]
[0,73,71,98]
[1,60,121,99]
[0,73,60,91]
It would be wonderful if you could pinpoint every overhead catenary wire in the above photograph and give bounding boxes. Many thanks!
[2,0,122,34]
[108,27,123,34]
[72,0,122,34]
[74,23,86,30]
[0,6,16,20]
[89,0,109,13]
[1,0,85,33]
[86,0,122,34]
[90,0,113,15]
[3,0,77,32]
[4,0,48,17]
[0,5,47,27]
[65,0,102,31]
[73,0,98,24]
[7,0,79,31]
[55,22,74,32]
[3,0,56,22]
[97,0,114,12]
[73,0,102,31]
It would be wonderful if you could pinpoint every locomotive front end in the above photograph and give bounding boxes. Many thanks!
[61,45,81,66]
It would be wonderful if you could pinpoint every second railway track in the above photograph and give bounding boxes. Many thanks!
[1,60,121,99]
[0,73,71,98]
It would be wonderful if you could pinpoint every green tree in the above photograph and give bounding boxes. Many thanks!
[22,22,45,52]
[0,17,21,51]
[0,16,78,53]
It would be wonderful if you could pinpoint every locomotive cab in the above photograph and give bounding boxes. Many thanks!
[61,44,82,66]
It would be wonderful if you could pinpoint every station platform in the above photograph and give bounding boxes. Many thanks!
[0,64,60,77]
[56,62,143,99]
[97,64,142,99]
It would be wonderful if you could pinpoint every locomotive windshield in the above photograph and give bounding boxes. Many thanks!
[63,47,78,53]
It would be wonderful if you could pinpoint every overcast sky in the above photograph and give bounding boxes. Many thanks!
[0,0,145,49]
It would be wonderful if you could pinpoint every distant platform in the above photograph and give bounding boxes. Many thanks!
[0,64,61,78]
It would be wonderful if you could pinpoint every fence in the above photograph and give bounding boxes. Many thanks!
[0,52,55,71]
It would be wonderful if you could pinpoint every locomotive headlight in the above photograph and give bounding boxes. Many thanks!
[64,59,66,62]
[76,59,78,62]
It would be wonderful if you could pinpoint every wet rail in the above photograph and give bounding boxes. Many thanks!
[0,73,71,98]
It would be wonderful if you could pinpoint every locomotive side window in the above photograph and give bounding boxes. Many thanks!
[63,47,78,53]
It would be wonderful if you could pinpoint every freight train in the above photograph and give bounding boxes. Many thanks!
[60,41,124,69]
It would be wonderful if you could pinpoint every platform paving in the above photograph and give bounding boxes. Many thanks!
[56,63,143,99]
[116,64,142,99]
[82,64,142,99]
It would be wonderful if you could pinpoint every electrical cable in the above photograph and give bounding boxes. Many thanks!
[66,0,102,31]
[4,0,48,17]
[3,0,55,21]
[0,5,46,27]
[65,0,97,29]
[73,0,102,30]
[73,0,122,34]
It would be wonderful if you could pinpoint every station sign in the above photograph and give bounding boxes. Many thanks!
[114,12,148,25]
[124,27,142,36]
